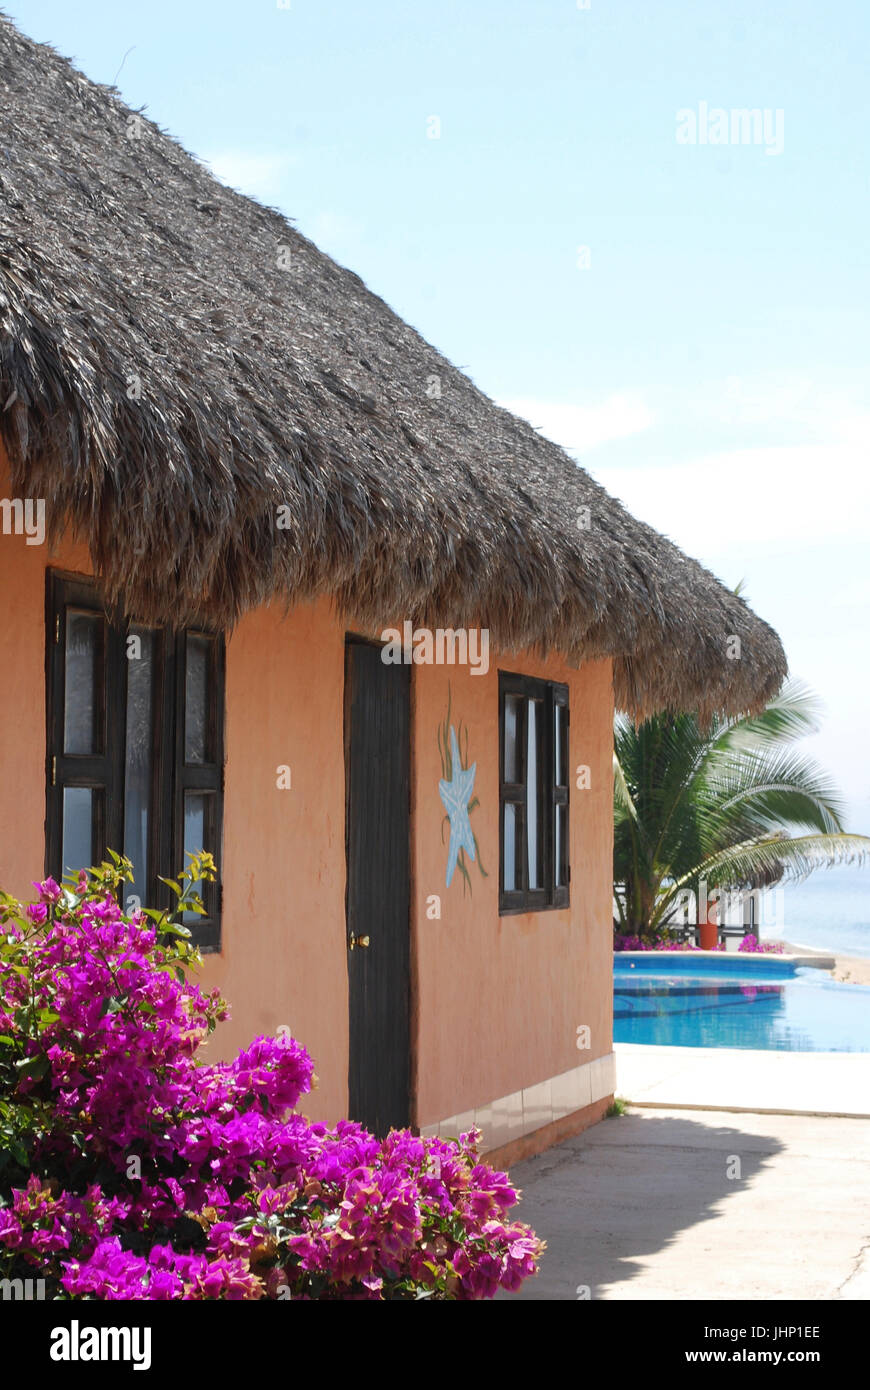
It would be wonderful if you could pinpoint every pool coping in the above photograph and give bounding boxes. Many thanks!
[615,949,837,969]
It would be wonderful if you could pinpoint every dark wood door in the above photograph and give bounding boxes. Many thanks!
[344,638,411,1136]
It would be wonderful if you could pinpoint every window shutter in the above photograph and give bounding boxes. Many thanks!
[172,629,225,949]
[46,572,123,879]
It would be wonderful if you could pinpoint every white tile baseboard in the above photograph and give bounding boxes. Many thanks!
[421,1052,616,1151]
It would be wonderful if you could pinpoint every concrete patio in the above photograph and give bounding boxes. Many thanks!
[502,1108,870,1301]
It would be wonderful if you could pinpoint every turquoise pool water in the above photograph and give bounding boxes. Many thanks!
[614,956,870,1052]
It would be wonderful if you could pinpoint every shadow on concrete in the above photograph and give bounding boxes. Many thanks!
[496,1110,786,1301]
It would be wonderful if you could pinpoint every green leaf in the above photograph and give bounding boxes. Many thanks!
[15,1053,49,1081]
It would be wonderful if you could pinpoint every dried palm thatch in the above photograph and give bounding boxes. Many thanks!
[0,16,786,718]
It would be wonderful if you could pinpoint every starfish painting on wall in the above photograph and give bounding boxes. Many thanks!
[437,685,488,893]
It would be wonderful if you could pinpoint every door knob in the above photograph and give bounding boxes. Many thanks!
[349,934,370,950]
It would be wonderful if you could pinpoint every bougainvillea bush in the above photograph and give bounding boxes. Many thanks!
[613,932,721,953]
[0,855,541,1300]
[613,931,781,954]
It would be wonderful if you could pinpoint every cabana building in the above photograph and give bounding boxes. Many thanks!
[0,18,786,1161]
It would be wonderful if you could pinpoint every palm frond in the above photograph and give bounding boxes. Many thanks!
[706,748,846,837]
[613,751,638,824]
[681,833,870,893]
[711,679,821,755]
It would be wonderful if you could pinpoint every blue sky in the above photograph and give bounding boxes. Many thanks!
[12,0,870,830]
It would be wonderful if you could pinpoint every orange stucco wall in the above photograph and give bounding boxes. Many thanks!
[0,444,614,1132]
[411,652,614,1127]
[196,600,349,1123]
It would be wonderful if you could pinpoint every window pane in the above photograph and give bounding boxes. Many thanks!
[503,802,517,891]
[123,628,154,906]
[184,635,210,763]
[555,702,567,787]
[555,804,568,888]
[64,611,103,754]
[62,786,93,875]
[504,694,521,782]
[182,791,210,922]
[527,699,543,890]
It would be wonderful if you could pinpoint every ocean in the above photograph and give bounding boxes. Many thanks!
[756,864,870,958]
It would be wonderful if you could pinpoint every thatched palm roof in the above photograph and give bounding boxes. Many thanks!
[0,16,786,718]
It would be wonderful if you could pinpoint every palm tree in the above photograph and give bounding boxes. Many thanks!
[613,681,870,939]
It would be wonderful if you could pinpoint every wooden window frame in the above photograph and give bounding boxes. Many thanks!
[45,571,224,950]
[498,671,569,915]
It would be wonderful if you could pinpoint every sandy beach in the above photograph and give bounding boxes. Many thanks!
[782,941,870,987]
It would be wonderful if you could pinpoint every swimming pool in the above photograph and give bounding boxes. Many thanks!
[614,955,870,1052]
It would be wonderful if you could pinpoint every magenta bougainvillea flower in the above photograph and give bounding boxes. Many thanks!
[0,856,542,1300]
[737,934,784,954]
